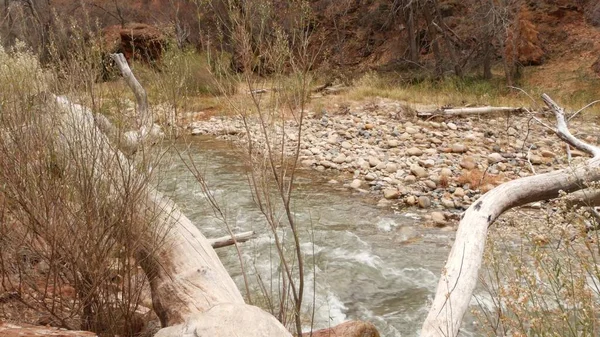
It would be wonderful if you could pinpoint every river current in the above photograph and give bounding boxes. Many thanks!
[159,137,479,336]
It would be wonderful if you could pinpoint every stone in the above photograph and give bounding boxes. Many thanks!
[332,153,347,164]
[383,188,400,199]
[350,179,362,189]
[459,159,476,170]
[440,168,453,176]
[507,127,517,136]
[405,126,419,134]
[410,164,428,178]
[341,141,352,149]
[418,159,435,168]
[365,173,377,181]
[441,198,455,208]
[405,195,417,205]
[541,150,556,158]
[447,122,457,130]
[387,139,399,147]
[431,211,446,224]
[424,180,437,189]
[364,123,375,130]
[453,188,465,197]
[418,196,431,208]
[451,143,468,153]
[399,133,411,140]
[397,226,418,243]
[404,175,417,184]
[529,155,543,165]
[368,156,381,167]
[406,147,423,156]
[488,153,504,163]
[301,159,316,166]
[385,163,398,173]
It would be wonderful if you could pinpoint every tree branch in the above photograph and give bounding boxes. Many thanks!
[420,94,600,337]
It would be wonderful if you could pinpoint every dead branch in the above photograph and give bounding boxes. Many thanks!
[417,106,524,118]
[208,231,255,248]
[420,94,600,337]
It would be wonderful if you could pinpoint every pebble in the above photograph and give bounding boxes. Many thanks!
[418,196,431,208]
[410,164,428,178]
[350,179,362,189]
[407,147,423,156]
[451,143,468,153]
[383,188,400,199]
[488,153,504,163]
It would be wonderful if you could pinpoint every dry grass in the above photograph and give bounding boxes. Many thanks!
[456,169,503,192]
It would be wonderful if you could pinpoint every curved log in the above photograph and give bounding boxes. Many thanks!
[420,94,600,337]
[53,56,291,335]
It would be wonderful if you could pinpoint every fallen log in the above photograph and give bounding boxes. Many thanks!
[420,94,600,337]
[208,231,255,248]
[417,106,524,118]
[52,54,291,335]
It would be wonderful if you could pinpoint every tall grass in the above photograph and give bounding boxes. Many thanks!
[477,187,600,336]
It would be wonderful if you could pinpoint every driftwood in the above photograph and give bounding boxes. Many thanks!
[208,231,255,248]
[420,94,600,337]
[417,106,524,118]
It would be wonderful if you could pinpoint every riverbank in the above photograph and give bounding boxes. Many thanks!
[185,97,600,226]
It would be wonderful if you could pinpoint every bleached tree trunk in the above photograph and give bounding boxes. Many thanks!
[54,54,291,336]
[420,94,600,337]
[417,106,524,118]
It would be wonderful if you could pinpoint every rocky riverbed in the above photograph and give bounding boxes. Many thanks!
[185,97,599,226]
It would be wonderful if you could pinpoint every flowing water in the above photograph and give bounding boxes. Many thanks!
[159,137,480,336]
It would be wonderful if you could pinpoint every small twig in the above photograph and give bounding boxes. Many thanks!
[526,145,536,174]
[568,100,600,121]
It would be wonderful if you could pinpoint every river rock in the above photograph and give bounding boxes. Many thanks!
[418,159,435,168]
[431,211,446,225]
[405,126,419,134]
[440,168,452,176]
[488,152,504,163]
[441,198,455,209]
[383,188,400,199]
[341,141,352,149]
[418,196,431,208]
[385,163,398,173]
[368,156,381,167]
[388,139,399,147]
[447,122,457,130]
[459,158,476,170]
[451,143,468,153]
[530,154,543,165]
[404,175,417,184]
[541,150,556,158]
[350,179,362,189]
[453,187,465,197]
[424,180,437,189]
[407,147,423,156]
[333,153,347,164]
[405,195,417,205]
[410,164,428,178]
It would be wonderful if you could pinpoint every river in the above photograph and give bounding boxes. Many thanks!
[159,137,480,336]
